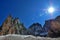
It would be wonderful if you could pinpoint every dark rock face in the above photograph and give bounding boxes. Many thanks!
[55,16,60,22]
[43,20,54,37]
[28,23,43,36]
[44,16,60,37]
[0,15,27,35]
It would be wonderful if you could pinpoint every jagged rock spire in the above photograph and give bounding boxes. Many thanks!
[0,15,27,35]
[13,17,20,24]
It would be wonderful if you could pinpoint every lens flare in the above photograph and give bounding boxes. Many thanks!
[48,7,55,14]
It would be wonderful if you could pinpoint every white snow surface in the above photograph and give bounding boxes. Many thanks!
[0,34,60,40]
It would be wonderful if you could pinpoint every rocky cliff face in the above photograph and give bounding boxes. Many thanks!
[0,15,27,35]
[28,23,43,36]
[44,16,60,37]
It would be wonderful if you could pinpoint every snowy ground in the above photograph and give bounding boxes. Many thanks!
[0,34,60,40]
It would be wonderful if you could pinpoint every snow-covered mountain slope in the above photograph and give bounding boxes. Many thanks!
[0,34,60,40]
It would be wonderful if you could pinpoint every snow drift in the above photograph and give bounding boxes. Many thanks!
[0,34,60,40]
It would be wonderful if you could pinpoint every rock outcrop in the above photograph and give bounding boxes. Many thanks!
[28,23,43,36]
[0,15,27,35]
[44,16,60,37]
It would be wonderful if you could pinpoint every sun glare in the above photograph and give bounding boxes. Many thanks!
[48,7,55,14]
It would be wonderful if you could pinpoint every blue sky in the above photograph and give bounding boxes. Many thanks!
[0,0,60,28]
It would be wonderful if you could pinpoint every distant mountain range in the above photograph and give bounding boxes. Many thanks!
[0,15,60,38]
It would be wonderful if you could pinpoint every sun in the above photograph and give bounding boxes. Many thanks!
[48,6,55,14]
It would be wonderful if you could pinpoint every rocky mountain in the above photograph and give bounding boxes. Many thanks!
[28,23,43,36]
[0,15,27,35]
[28,15,60,37]
[0,15,60,38]
[44,16,60,37]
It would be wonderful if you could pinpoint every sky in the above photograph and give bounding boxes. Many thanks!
[0,0,60,28]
